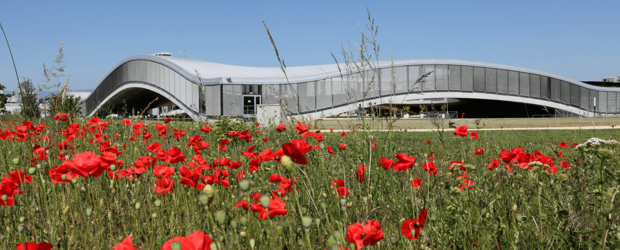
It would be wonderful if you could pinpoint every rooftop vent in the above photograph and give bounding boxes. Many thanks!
[153,52,172,57]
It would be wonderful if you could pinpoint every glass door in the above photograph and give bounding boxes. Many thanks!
[243,95,261,116]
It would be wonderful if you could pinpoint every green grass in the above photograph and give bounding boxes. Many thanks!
[0,116,619,249]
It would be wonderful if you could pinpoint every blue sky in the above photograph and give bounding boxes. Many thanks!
[0,0,618,92]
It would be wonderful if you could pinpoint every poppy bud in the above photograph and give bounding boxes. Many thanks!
[315,218,321,227]
[249,238,255,248]
[71,178,77,184]
[389,234,398,244]
[239,180,250,192]
[301,216,313,229]
[240,231,246,237]
[215,211,226,226]
[240,217,247,226]
[86,207,93,217]
[281,155,293,173]
[12,158,19,164]
[210,242,219,250]
[203,185,215,199]
[110,164,116,171]
[362,196,368,204]
[346,202,352,208]
[17,224,24,233]
[198,193,209,206]
[171,241,182,250]
[297,238,304,246]
[61,174,67,181]
[63,206,70,215]
[151,213,157,218]
[36,163,41,169]
[1,194,7,202]
[260,195,270,209]
[320,201,327,210]
[108,212,112,220]
[28,167,36,175]
[19,216,25,222]
[231,219,238,229]
[135,202,141,210]
[340,199,346,207]
[276,225,283,235]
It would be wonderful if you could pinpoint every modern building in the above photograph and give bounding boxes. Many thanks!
[84,53,620,120]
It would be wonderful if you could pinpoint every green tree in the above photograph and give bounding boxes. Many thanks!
[18,78,40,118]
[0,82,11,114]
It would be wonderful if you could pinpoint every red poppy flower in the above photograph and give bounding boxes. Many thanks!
[161,231,213,250]
[339,144,347,150]
[153,165,175,179]
[470,132,479,139]
[411,178,423,189]
[453,125,468,137]
[54,113,69,122]
[499,149,516,164]
[556,151,564,157]
[164,117,172,124]
[371,141,377,150]
[113,235,136,250]
[276,124,287,132]
[422,161,438,176]
[448,160,466,173]
[262,137,268,142]
[340,131,347,137]
[356,165,367,183]
[459,179,474,191]
[155,178,175,195]
[47,161,79,184]
[346,220,385,249]
[200,124,212,133]
[572,142,578,148]
[166,147,186,164]
[401,209,428,240]
[377,157,394,170]
[393,153,415,172]
[488,158,500,171]
[425,141,430,145]
[295,121,309,136]
[331,179,349,197]
[330,128,334,132]
[122,119,132,126]
[235,197,288,220]
[9,170,32,184]
[560,160,569,171]
[282,139,312,165]
[69,151,107,178]
[254,121,260,127]
[16,241,54,250]
[473,147,484,156]
[147,142,161,153]
[558,142,568,148]
[242,145,257,158]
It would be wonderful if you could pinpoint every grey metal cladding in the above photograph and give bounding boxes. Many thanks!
[284,84,299,114]
[508,71,519,96]
[394,66,408,94]
[590,89,599,111]
[423,65,435,92]
[617,94,620,114]
[530,74,540,98]
[519,72,530,97]
[316,79,332,110]
[222,85,234,116]
[448,65,461,91]
[497,69,508,94]
[380,68,394,96]
[461,66,473,92]
[212,85,221,116]
[409,66,423,92]
[435,65,448,91]
[599,91,608,113]
[332,77,346,106]
[367,70,380,98]
[473,67,485,92]
[540,76,550,100]
[560,81,571,105]
[608,92,616,114]
[307,81,316,112]
[580,86,589,110]
[551,79,561,102]
[485,68,497,93]
[570,83,580,107]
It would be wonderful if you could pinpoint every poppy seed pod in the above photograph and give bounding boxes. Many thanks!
[36,163,41,169]
[389,234,398,244]
[249,238,255,248]
[134,202,141,210]
[86,207,93,217]
[210,242,219,250]
[297,238,304,246]
[151,213,157,218]
[198,193,209,206]
[28,167,36,175]
[215,211,226,226]
[154,199,162,207]
[260,195,271,209]
[340,199,346,207]
[320,201,327,210]
[276,225,284,235]
[61,174,67,181]
[17,224,24,232]
[19,216,25,222]
[230,219,238,229]
[240,216,247,226]
[1,194,7,202]
[315,218,321,227]
[238,180,250,192]
[170,241,182,250]
[108,212,112,220]
[110,164,116,171]
[240,231,246,237]
[301,216,313,229]
[281,155,293,173]
[70,178,77,184]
